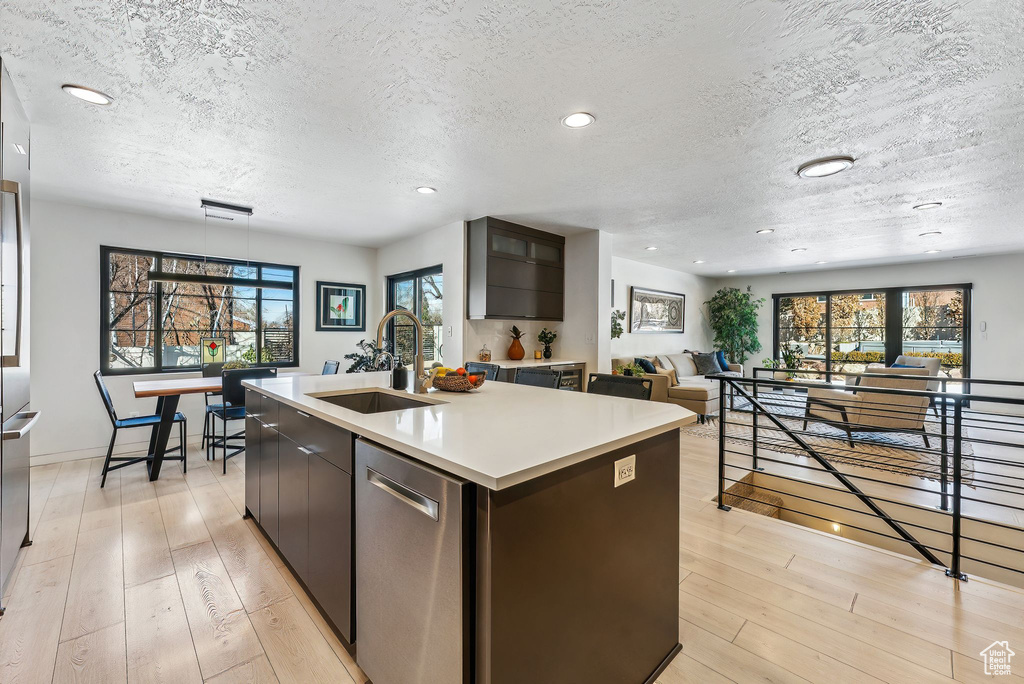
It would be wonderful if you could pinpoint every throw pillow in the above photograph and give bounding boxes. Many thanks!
[654,366,678,386]
[691,351,724,376]
[634,357,657,374]
[716,350,729,370]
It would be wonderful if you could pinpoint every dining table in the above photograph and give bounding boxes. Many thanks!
[132,372,303,481]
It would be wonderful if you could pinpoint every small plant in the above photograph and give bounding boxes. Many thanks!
[615,361,646,377]
[780,343,804,370]
[537,328,557,345]
[509,325,525,340]
[761,357,781,369]
[611,310,626,339]
[344,339,388,373]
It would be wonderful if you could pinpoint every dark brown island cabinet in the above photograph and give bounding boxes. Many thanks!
[245,388,354,646]
[245,387,680,684]
[467,216,565,321]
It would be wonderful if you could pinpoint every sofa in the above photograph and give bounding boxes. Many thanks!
[613,353,743,417]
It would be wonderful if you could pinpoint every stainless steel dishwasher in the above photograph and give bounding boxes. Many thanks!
[354,438,469,684]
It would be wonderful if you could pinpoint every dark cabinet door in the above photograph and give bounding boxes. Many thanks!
[278,436,309,580]
[244,415,261,521]
[307,454,353,643]
[259,422,280,544]
[485,285,563,320]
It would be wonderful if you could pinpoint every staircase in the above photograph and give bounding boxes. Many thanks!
[719,472,782,519]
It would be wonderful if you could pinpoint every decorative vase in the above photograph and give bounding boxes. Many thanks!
[508,337,525,360]
[543,344,552,359]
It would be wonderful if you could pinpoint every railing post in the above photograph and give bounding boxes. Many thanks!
[752,377,760,471]
[946,398,967,581]
[718,379,730,511]
[939,378,949,511]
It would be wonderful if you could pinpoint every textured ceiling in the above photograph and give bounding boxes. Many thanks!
[2,0,1023,274]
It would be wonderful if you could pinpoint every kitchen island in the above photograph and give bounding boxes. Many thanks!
[243,371,693,684]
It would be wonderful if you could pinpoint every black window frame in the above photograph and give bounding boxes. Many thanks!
[772,282,971,377]
[100,245,300,375]
[385,264,443,363]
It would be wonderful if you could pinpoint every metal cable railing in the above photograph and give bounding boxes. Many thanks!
[712,369,1024,585]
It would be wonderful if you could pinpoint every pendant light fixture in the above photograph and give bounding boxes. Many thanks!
[148,199,293,290]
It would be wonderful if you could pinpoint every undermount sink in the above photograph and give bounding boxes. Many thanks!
[313,391,435,414]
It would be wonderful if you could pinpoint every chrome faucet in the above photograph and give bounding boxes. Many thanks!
[376,309,428,393]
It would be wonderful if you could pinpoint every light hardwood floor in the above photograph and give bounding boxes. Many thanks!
[2,433,1023,683]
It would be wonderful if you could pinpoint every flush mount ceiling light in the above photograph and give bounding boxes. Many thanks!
[561,112,596,128]
[415,186,436,194]
[727,269,737,273]
[815,261,828,264]
[61,84,113,105]
[645,246,658,251]
[693,260,705,264]
[919,231,942,237]
[791,248,807,253]
[796,155,855,178]
[756,229,775,234]
[913,202,943,210]
[12,143,26,155]
[925,249,942,254]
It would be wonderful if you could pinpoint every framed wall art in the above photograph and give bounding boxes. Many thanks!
[629,286,685,333]
[316,281,366,331]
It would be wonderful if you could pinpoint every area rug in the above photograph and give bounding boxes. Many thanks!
[683,392,974,485]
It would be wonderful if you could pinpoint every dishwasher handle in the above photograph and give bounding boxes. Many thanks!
[366,467,439,521]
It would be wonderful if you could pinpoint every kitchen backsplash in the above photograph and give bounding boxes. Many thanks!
[465,320,564,361]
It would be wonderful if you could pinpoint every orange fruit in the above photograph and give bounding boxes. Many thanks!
[456,367,466,376]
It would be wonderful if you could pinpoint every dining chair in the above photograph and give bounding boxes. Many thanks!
[322,360,341,375]
[514,368,561,389]
[209,367,277,473]
[201,362,224,450]
[94,370,187,488]
[586,373,653,400]
[465,362,500,381]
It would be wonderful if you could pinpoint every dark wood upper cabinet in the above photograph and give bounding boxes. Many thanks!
[468,217,565,321]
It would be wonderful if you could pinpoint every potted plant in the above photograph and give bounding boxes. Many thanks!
[537,328,557,359]
[780,343,804,380]
[705,286,766,364]
[615,362,646,377]
[611,310,626,339]
[508,325,526,360]
[343,339,389,373]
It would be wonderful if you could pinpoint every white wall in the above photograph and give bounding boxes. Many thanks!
[715,253,1024,381]
[610,256,715,363]
[375,220,465,369]
[31,199,379,462]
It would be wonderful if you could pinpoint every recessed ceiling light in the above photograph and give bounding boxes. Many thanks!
[925,249,942,254]
[797,155,855,178]
[815,261,828,264]
[919,231,942,237]
[727,269,737,273]
[791,248,807,253]
[415,186,436,194]
[913,202,942,210]
[693,260,705,264]
[561,112,595,128]
[61,84,113,105]
[645,246,658,251]
[12,143,26,155]
[756,229,775,234]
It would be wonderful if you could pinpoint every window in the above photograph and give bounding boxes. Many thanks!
[772,284,970,383]
[101,247,299,374]
[386,266,443,369]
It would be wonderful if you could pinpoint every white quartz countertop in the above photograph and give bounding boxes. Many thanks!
[244,372,693,490]
[490,358,585,369]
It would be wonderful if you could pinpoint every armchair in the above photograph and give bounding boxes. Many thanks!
[803,367,932,448]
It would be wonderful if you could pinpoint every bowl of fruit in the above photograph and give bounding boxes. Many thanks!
[428,366,486,392]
